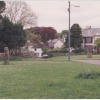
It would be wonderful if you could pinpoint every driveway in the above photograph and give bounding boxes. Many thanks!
[75,60,100,65]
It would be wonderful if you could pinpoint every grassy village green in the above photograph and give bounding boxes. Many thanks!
[48,54,100,60]
[0,55,100,99]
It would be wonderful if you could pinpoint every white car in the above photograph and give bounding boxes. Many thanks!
[42,54,48,58]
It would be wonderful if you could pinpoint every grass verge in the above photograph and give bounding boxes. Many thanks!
[0,56,100,98]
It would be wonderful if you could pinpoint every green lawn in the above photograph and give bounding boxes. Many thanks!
[48,54,100,60]
[0,55,100,99]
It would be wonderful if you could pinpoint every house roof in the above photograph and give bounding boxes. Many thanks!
[26,40,33,46]
[82,28,100,37]
[48,38,64,44]
[25,40,47,49]
[52,39,59,43]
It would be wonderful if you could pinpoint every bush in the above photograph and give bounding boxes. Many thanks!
[43,48,68,57]
[43,49,53,58]
[20,51,34,58]
[73,48,85,54]
[45,50,53,58]
[43,48,48,54]
[10,55,23,61]
[47,52,53,57]
[76,71,100,79]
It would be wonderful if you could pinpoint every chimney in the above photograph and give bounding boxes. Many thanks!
[86,26,91,29]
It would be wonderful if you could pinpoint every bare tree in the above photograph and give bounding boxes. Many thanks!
[3,1,37,27]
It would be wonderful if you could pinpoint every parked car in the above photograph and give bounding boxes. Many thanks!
[42,54,48,59]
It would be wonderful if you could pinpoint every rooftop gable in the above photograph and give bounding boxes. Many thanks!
[82,28,100,37]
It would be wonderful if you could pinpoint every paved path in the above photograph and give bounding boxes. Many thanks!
[75,60,100,65]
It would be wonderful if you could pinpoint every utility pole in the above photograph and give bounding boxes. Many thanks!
[68,1,80,61]
[68,1,70,61]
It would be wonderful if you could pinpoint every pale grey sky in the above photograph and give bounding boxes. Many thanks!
[25,0,100,32]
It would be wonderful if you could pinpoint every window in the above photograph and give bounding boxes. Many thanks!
[84,37,92,43]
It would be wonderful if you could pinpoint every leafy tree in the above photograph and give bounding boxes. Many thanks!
[57,32,61,38]
[61,30,68,41]
[11,23,27,52]
[0,16,14,52]
[61,30,68,35]
[0,1,6,30]
[0,1,6,14]
[65,23,83,49]
[26,30,41,47]
[28,27,57,44]
[95,38,100,54]
[0,16,27,53]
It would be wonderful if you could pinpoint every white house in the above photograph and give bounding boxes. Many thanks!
[25,40,43,58]
[48,37,65,49]
[82,26,100,48]
[48,38,64,49]
[28,46,43,58]
[54,39,63,48]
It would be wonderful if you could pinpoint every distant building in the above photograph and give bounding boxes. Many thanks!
[24,40,47,57]
[82,26,100,48]
[47,32,67,49]
[48,38,64,49]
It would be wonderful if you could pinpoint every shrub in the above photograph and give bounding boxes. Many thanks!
[76,71,100,79]
[20,51,34,58]
[60,48,68,53]
[73,48,85,54]
[43,49,53,58]
[43,48,48,54]
[50,48,68,54]
[43,48,68,57]
[45,50,53,58]
[10,55,23,61]
[47,52,53,57]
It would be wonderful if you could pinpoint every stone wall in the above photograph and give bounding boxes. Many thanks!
[0,53,5,60]
[20,51,35,58]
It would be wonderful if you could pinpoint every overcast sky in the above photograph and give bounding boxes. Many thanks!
[25,0,100,32]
